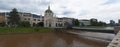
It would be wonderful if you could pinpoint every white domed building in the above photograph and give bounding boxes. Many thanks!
[44,6,57,28]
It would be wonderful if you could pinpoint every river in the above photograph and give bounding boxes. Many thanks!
[0,32,114,47]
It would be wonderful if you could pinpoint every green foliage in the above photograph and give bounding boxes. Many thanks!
[90,19,98,26]
[19,21,31,27]
[36,22,44,27]
[90,19,106,26]
[34,27,39,32]
[72,19,79,26]
[0,22,5,27]
[97,21,106,26]
[64,22,72,29]
[0,27,54,33]
[9,8,20,27]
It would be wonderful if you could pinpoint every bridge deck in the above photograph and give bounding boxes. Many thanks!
[55,27,114,34]
[73,28,114,33]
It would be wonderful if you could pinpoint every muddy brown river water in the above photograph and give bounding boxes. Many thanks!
[0,32,111,47]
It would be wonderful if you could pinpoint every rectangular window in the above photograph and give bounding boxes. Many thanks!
[34,19,36,21]
[38,19,40,21]
[28,18,30,20]
[24,15,26,16]
[24,18,27,20]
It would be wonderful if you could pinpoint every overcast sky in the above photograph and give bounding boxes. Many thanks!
[0,0,120,23]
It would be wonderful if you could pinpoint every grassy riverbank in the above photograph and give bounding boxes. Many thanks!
[0,27,54,33]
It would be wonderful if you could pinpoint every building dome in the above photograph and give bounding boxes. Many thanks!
[45,9,53,13]
[45,6,53,13]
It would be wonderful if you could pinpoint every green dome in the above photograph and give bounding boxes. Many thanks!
[45,9,53,13]
[45,6,53,13]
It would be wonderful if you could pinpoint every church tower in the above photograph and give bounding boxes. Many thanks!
[44,6,55,27]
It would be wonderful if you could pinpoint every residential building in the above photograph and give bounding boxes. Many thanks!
[44,6,73,28]
[0,13,4,23]
[0,6,73,28]
[118,19,120,24]
[110,20,115,26]
[90,18,98,22]
[55,17,73,27]
[79,20,90,26]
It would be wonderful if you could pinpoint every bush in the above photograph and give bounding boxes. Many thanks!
[0,22,5,27]
[34,27,39,32]
[19,21,31,27]
[0,27,54,33]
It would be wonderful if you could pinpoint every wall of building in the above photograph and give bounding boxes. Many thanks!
[79,20,91,26]
[0,16,4,23]
[0,7,74,28]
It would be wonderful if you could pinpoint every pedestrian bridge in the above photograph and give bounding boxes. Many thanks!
[55,27,114,34]
[72,27,114,34]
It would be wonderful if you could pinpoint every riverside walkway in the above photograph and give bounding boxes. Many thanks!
[107,31,120,47]
[107,26,120,47]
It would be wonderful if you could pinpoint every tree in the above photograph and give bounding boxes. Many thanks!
[36,22,44,27]
[90,19,98,26]
[33,23,36,27]
[80,22,85,27]
[0,22,5,27]
[97,21,106,26]
[64,22,72,29]
[72,19,79,26]
[9,8,20,27]
[19,21,30,27]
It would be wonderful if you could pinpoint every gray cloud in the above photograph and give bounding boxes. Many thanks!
[0,0,120,23]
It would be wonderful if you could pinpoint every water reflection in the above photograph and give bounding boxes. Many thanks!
[0,32,109,47]
[56,32,109,47]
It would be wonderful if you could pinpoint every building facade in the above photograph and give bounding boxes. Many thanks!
[0,13,4,23]
[44,6,73,28]
[79,20,90,26]
[0,6,73,28]
[44,6,56,27]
